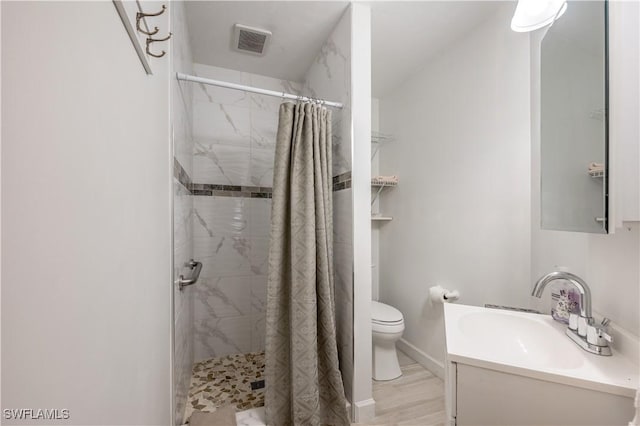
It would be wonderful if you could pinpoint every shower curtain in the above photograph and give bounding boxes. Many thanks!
[265,102,349,426]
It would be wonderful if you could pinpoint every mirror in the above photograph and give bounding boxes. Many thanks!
[540,0,608,233]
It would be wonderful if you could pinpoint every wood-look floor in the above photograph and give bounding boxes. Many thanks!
[358,351,447,426]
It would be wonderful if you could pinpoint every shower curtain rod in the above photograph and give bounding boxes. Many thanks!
[176,72,344,109]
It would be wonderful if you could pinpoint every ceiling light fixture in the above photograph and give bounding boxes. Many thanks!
[511,0,568,33]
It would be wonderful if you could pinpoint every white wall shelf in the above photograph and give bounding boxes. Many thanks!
[370,127,397,222]
[371,178,398,187]
[371,176,397,226]
[371,178,398,205]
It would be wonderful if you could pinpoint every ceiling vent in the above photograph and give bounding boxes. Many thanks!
[233,24,271,56]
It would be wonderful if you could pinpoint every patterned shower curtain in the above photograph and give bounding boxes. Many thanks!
[264,102,350,426]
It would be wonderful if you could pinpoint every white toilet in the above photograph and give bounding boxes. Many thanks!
[371,300,405,381]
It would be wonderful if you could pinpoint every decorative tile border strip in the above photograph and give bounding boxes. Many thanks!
[332,171,351,191]
[175,157,351,197]
[191,184,273,198]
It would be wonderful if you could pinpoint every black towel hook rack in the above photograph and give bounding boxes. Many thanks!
[135,4,172,58]
[136,4,165,36]
[146,32,172,58]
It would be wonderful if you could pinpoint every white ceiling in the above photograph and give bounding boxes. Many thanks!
[184,1,350,83]
[184,1,506,95]
[371,1,504,98]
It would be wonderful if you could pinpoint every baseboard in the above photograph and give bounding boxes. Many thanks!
[397,338,445,379]
[353,398,376,423]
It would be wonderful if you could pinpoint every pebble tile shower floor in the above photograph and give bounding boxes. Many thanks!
[185,350,446,425]
[185,351,265,422]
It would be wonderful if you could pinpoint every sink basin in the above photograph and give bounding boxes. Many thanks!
[445,303,638,398]
[458,311,585,370]
[445,304,639,425]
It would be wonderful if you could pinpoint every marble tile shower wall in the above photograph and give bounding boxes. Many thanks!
[192,63,302,187]
[173,177,194,422]
[302,8,354,402]
[171,2,195,424]
[191,63,302,361]
[302,10,352,178]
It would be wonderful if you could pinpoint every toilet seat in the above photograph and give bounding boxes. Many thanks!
[372,301,404,323]
[372,301,404,333]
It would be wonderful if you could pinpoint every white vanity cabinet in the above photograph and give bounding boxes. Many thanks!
[446,361,634,426]
[444,304,639,426]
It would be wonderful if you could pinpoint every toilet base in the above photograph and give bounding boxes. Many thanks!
[372,335,402,381]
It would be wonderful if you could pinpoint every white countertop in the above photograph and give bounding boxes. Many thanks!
[444,303,639,398]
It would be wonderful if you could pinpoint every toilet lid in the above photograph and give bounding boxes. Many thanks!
[372,301,403,323]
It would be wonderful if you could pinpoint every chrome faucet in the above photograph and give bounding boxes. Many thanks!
[532,271,612,356]
[532,271,592,323]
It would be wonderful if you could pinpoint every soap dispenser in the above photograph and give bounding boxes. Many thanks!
[550,266,580,324]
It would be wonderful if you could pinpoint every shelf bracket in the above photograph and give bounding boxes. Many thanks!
[371,184,386,206]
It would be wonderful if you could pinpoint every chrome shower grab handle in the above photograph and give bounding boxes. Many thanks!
[177,259,202,291]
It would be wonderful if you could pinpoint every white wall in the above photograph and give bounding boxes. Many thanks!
[1,2,172,424]
[529,1,640,341]
[350,4,373,422]
[371,97,380,302]
[378,3,532,375]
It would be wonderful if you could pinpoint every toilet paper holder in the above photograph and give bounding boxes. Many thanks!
[429,285,460,303]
